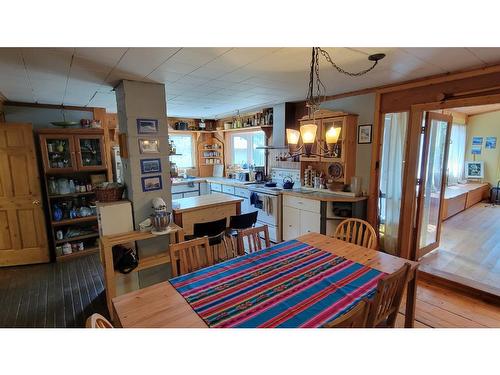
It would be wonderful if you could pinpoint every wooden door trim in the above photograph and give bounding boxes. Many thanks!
[414,112,452,259]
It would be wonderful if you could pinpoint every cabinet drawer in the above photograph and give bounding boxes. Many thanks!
[283,195,320,213]
[222,185,235,195]
[183,191,199,198]
[171,183,199,194]
[210,183,222,192]
[234,187,249,198]
[172,193,183,200]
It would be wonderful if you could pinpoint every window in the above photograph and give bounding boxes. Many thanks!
[229,131,265,167]
[446,123,466,185]
[169,134,195,169]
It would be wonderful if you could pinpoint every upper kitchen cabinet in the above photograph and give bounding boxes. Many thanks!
[38,129,107,174]
[75,134,106,171]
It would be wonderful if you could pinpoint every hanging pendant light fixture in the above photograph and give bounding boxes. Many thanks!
[285,47,385,159]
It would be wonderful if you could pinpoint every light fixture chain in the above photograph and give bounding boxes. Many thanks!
[318,47,380,77]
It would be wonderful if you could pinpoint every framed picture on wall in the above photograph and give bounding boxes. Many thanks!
[137,119,159,134]
[140,158,162,174]
[472,136,483,146]
[141,175,163,192]
[486,136,497,149]
[138,138,160,154]
[358,124,372,144]
[471,145,482,155]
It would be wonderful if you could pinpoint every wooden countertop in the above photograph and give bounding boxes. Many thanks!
[282,190,368,202]
[112,233,419,328]
[172,192,243,213]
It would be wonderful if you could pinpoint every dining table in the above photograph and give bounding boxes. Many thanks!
[111,232,419,328]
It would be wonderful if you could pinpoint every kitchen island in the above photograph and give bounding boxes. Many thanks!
[172,192,243,235]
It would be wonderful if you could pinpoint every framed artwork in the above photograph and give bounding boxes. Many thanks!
[138,138,160,154]
[140,158,162,174]
[358,124,372,144]
[471,145,482,155]
[486,136,497,149]
[137,119,159,134]
[472,136,483,146]
[141,175,163,192]
[465,161,484,179]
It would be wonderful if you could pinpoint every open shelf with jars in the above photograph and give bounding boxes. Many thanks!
[36,128,108,261]
[197,136,224,177]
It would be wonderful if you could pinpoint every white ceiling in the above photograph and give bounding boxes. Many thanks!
[453,103,500,116]
[1,47,500,118]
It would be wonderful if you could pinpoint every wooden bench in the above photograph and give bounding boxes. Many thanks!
[442,183,490,220]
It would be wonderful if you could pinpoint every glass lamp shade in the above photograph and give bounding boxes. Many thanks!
[300,124,317,144]
[325,126,341,144]
[286,128,300,145]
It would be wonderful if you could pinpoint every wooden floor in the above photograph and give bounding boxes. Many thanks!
[1,252,499,328]
[420,202,500,296]
[0,253,108,328]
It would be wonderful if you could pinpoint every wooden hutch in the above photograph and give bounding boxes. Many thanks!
[36,128,109,261]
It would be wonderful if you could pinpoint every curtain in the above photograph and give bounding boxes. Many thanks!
[447,123,466,185]
[379,112,408,255]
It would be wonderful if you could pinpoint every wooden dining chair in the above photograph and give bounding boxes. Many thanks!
[237,225,271,254]
[334,218,377,249]
[85,313,114,328]
[365,263,411,328]
[323,299,370,328]
[169,236,213,277]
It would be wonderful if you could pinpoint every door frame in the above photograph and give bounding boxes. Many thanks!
[398,94,500,260]
[413,111,452,259]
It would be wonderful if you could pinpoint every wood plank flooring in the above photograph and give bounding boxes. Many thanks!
[420,202,500,296]
[1,253,499,328]
[0,253,108,328]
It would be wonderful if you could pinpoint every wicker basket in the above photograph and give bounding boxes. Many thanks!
[94,184,125,202]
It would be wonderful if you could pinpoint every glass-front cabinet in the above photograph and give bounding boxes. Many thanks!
[40,134,77,174]
[75,135,106,170]
[39,131,106,173]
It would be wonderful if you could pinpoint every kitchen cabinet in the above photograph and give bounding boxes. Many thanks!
[39,129,107,174]
[75,134,106,171]
[171,182,200,199]
[282,196,321,241]
[234,187,251,214]
[210,183,222,192]
[283,206,300,240]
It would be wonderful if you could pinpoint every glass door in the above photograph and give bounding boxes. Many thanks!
[415,112,452,258]
[377,112,408,255]
[75,135,106,171]
[40,134,77,174]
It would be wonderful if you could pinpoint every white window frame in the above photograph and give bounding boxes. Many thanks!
[228,130,265,167]
[169,133,196,169]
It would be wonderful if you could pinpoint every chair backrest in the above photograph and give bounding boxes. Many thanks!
[193,218,228,241]
[85,313,113,328]
[169,236,213,277]
[334,218,377,249]
[229,211,258,230]
[237,225,270,254]
[366,263,411,328]
[323,299,370,328]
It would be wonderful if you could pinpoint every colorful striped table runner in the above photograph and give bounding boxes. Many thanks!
[169,239,386,328]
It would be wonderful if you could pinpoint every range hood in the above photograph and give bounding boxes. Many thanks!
[256,102,295,150]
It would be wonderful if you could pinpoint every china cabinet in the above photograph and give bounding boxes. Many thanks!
[36,128,109,261]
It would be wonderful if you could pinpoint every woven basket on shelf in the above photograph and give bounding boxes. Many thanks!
[94,184,125,202]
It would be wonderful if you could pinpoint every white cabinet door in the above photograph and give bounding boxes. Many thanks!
[172,193,183,200]
[199,182,210,195]
[283,206,300,241]
[241,198,252,214]
[299,210,321,236]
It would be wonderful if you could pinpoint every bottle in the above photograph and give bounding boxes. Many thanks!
[69,179,76,193]
[48,177,58,195]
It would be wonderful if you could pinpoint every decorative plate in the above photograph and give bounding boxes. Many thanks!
[51,121,79,128]
[328,162,344,179]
